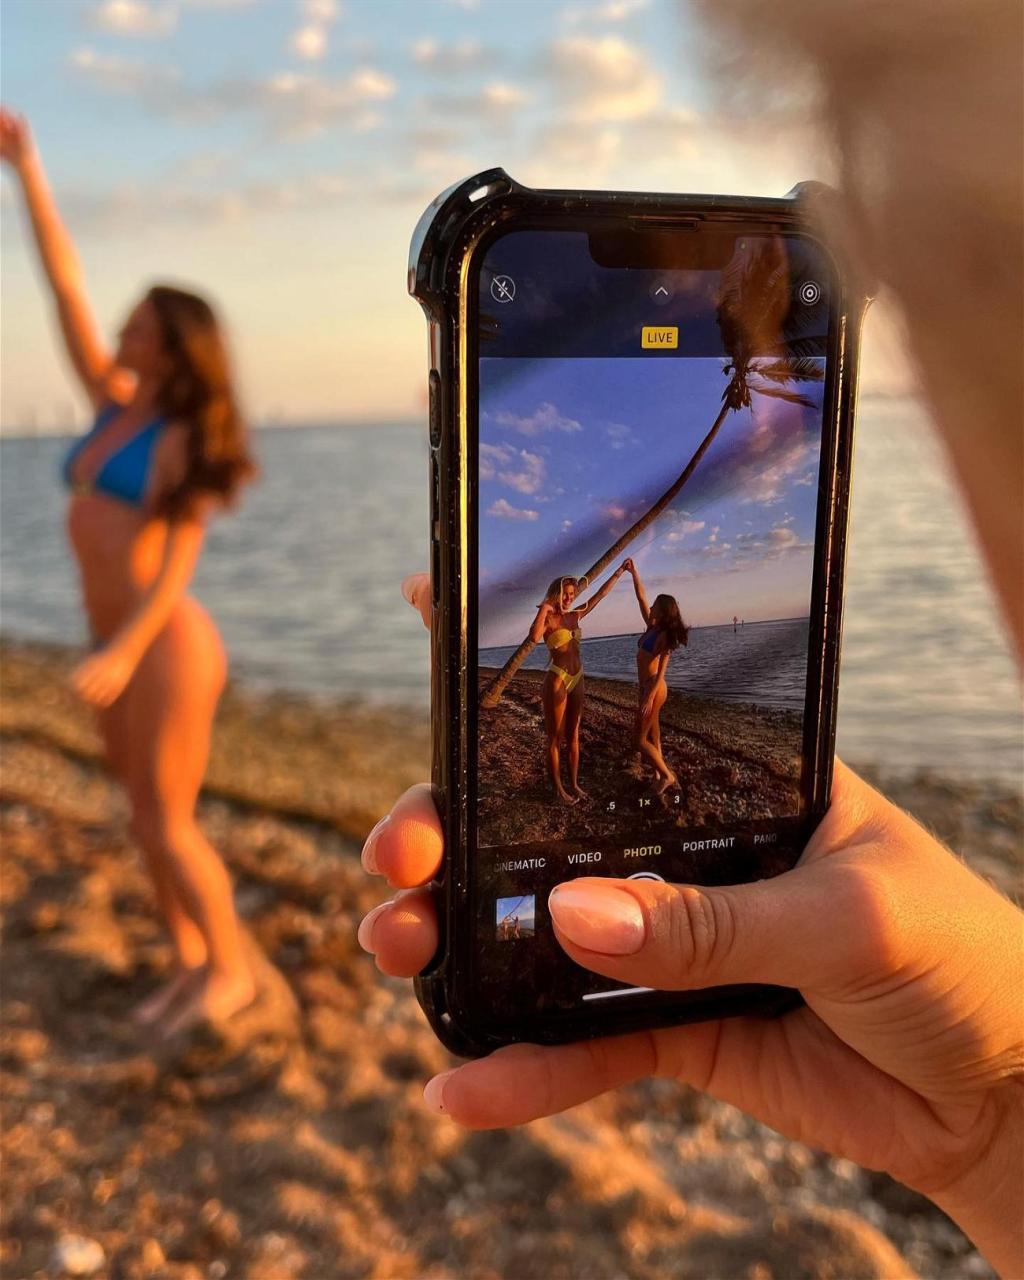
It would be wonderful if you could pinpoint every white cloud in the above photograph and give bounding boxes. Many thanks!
[291,25,327,60]
[87,0,177,37]
[491,402,582,436]
[56,165,352,234]
[411,37,488,73]
[289,0,341,63]
[606,421,637,449]
[425,80,530,121]
[544,36,662,122]
[488,498,538,521]
[483,81,529,110]
[68,47,180,95]
[562,0,649,22]
[729,521,812,563]
[663,517,706,545]
[480,443,546,494]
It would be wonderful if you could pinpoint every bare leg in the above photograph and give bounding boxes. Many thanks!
[649,694,677,793]
[542,673,576,805]
[124,599,253,1037]
[99,697,207,1025]
[637,683,676,786]
[565,680,587,799]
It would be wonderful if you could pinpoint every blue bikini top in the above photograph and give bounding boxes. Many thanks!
[62,402,168,507]
[638,626,661,655]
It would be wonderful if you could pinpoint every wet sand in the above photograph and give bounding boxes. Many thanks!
[2,638,1019,1279]
[478,667,803,848]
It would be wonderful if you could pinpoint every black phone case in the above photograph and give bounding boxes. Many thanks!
[408,168,867,1058]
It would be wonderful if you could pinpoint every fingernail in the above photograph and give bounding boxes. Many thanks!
[356,902,388,954]
[548,882,645,955]
[423,1068,458,1115]
[361,815,390,874]
[401,574,425,606]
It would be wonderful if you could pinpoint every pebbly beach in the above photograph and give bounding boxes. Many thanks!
[2,637,1019,1278]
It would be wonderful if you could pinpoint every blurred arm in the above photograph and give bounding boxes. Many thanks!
[15,149,129,409]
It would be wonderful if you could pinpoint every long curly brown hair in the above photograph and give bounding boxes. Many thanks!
[147,284,257,517]
[651,593,689,650]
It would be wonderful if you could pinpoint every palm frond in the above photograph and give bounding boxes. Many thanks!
[752,386,818,408]
[749,357,825,385]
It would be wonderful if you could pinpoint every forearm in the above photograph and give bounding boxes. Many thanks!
[112,526,202,659]
[584,567,624,611]
[930,1090,1024,1278]
[16,150,85,295]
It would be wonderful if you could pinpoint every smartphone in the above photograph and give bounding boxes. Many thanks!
[408,168,866,1056]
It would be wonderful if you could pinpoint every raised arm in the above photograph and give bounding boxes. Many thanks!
[529,601,553,644]
[624,558,651,625]
[1,109,131,410]
[576,563,626,617]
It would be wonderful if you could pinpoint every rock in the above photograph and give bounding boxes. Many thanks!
[684,1206,916,1279]
[141,1238,166,1270]
[51,1234,106,1276]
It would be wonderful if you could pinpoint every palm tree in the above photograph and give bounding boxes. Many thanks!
[480,237,824,708]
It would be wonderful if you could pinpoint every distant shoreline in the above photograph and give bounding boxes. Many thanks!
[480,614,811,654]
[1,635,1020,883]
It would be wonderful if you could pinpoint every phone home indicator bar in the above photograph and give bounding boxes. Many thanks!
[582,986,655,1002]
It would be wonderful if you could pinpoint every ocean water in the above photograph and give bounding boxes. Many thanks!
[482,618,809,712]
[1,399,1020,785]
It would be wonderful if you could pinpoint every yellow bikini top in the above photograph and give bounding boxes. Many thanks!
[546,626,582,650]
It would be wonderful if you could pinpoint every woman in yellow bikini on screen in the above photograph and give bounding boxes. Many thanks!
[529,563,629,805]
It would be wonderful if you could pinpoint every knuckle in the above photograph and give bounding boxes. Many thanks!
[665,886,736,983]
[832,860,908,978]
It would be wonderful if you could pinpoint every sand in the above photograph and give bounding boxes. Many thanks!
[2,638,1019,1279]
[478,667,803,848]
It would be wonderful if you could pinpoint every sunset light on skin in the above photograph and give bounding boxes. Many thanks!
[1,0,909,434]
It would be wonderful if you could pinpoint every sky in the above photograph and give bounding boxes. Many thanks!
[478,355,823,643]
[0,0,911,433]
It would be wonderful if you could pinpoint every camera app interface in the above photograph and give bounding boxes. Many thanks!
[473,226,834,1009]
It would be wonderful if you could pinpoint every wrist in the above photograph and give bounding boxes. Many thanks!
[928,1083,1024,1276]
[110,630,145,664]
[15,147,42,183]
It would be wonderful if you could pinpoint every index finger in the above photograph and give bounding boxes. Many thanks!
[401,572,431,630]
[362,783,444,887]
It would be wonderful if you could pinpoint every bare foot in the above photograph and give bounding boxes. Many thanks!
[158,966,256,1039]
[655,772,679,796]
[571,784,589,800]
[131,967,204,1027]
[554,786,578,806]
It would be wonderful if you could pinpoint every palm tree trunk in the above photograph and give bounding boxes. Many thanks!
[481,398,732,708]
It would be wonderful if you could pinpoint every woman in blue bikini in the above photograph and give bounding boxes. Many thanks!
[2,110,257,1036]
[626,558,689,794]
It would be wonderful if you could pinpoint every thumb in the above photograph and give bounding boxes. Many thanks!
[547,869,864,996]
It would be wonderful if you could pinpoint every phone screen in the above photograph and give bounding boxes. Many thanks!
[469,223,838,1020]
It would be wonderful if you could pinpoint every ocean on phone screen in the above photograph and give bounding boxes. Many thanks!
[481,618,809,712]
[1,395,1020,785]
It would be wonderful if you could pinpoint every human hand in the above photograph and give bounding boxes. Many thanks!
[361,579,1023,1271]
[70,640,139,707]
[621,558,636,576]
[0,108,35,174]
